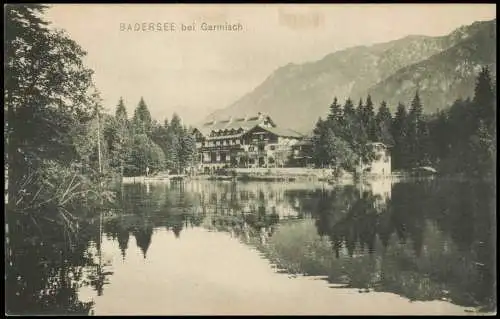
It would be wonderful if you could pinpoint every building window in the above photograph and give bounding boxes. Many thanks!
[249,146,255,152]
[270,145,276,151]
[268,157,275,164]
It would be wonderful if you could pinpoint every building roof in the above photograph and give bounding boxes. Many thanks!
[263,126,304,139]
[195,112,276,137]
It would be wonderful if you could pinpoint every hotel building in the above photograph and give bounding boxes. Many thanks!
[192,112,303,173]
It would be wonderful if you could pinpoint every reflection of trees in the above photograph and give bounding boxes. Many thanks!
[104,183,206,258]
[105,218,130,260]
[132,225,154,258]
[304,179,495,309]
[68,179,494,312]
[6,211,108,315]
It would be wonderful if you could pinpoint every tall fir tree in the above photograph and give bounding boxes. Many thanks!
[312,117,327,167]
[408,90,424,167]
[356,98,364,120]
[113,97,131,175]
[327,97,342,130]
[375,101,394,147]
[343,98,355,119]
[340,98,356,143]
[179,127,197,173]
[392,102,409,169]
[115,97,128,124]
[133,97,152,136]
[164,113,183,172]
[354,98,370,163]
[473,66,495,132]
[363,95,377,142]
[169,113,183,134]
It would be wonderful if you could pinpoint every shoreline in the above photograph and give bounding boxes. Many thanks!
[120,169,490,185]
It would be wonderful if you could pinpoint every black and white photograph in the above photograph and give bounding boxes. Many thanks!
[4,3,497,315]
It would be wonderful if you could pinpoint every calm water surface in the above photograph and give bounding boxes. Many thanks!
[6,179,496,315]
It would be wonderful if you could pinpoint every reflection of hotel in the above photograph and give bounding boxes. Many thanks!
[185,181,301,220]
[192,113,304,173]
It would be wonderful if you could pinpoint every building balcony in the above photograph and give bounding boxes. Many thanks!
[199,144,244,151]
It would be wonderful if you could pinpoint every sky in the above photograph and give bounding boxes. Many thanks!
[44,4,496,125]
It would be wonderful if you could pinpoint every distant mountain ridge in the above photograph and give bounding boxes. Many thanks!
[204,19,496,133]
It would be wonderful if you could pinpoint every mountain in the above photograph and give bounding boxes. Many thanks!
[368,20,496,114]
[204,19,496,133]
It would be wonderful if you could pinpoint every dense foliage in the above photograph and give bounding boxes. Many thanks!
[312,67,496,178]
[5,4,114,315]
[101,97,198,177]
[5,4,112,215]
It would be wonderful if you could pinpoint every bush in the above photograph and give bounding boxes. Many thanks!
[10,160,116,226]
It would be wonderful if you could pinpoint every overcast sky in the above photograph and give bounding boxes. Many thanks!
[45,4,495,125]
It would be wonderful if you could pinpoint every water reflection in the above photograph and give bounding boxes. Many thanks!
[5,178,496,314]
[5,211,113,315]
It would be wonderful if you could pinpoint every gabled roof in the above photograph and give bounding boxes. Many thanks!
[196,112,275,137]
[263,126,303,139]
[246,124,304,139]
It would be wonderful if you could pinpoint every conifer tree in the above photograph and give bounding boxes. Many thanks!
[164,113,183,172]
[356,98,364,119]
[179,127,197,173]
[113,97,131,175]
[327,97,342,130]
[133,97,152,135]
[408,90,424,167]
[343,98,355,120]
[473,66,495,131]
[353,98,370,163]
[375,101,394,147]
[392,102,409,169]
[312,117,327,167]
[116,97,128,124]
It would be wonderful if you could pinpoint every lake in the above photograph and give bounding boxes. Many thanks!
[5,178,496,315]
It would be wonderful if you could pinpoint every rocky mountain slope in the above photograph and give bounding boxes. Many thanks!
[368,19,496,114]
[205,19,496,133]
